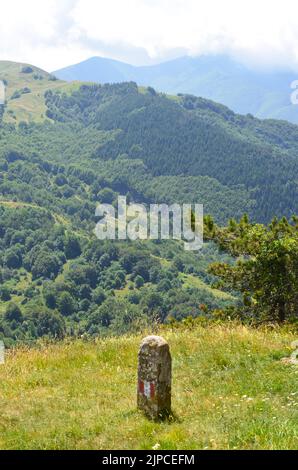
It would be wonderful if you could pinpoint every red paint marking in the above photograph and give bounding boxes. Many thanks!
[139,380,155,399]
[150,382,155,399]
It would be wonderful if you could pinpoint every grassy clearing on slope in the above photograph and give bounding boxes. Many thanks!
[153,255,234,301]
[181,272,234,300]
[0,61,86,123]
[0,324,297,450]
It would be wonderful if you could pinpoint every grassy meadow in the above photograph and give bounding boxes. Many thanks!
[0,323,297,450]
[0,61,83,123]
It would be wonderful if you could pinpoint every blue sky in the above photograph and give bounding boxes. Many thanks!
[1,0,298,72]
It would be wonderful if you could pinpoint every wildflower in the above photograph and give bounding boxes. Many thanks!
[152,443,161,450]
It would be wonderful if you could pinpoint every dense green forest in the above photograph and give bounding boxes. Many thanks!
[44,82,298,222]
[1,65,298,345]
[0,203,235,346]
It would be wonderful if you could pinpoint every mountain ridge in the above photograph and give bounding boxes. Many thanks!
[54,55,298,124]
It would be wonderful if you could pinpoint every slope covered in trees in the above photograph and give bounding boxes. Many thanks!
[44,82,298,222]
[2,65,298,223]
[1,72,298,344]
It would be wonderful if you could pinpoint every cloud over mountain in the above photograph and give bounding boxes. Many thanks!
[1,0,298,72]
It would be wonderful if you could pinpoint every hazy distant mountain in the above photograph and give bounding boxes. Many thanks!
[54,55,298,124]
[54,56,135,83]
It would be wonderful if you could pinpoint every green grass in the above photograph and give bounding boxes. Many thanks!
[0,323,297,450]
[152,254,234,301]
[181,272,234,300]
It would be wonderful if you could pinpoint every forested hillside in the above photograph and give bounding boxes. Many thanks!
[2,63,298,222]
[45,82,298,221]
[1,64,298,345]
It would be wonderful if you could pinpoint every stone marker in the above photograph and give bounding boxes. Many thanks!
[137,335,172,420]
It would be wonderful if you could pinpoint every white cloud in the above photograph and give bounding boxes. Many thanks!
[0,0,298,71]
